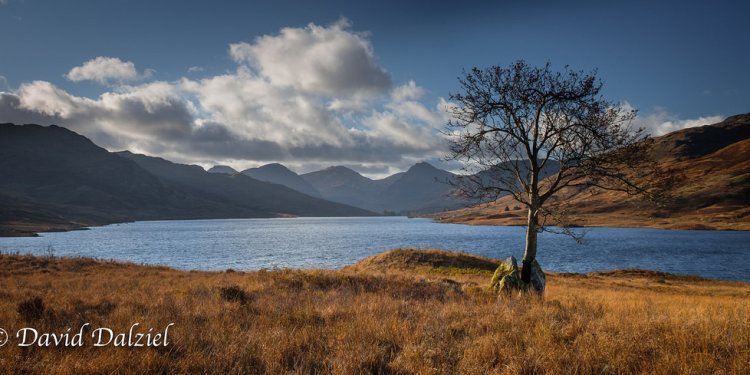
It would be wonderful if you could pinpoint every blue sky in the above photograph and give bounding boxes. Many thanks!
[0,0,748,176]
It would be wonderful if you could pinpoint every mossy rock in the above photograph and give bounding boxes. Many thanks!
[488,256,522,293]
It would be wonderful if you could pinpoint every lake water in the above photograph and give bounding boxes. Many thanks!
[1,217,749,281]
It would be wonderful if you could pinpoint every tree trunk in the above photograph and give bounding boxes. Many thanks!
[521,206,538,283]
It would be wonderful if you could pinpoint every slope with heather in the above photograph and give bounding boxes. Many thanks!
[433,113,750,230]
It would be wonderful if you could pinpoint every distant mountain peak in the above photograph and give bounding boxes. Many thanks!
[242,163,322,198]
[300,161,464,214]
[254,163,297,174]
[262,162,287,169]
[1,122,103,151]
[317,166,371,180]
[207,165,238,174]
[325,165,358,173]
[408,162,439,171]
[243,163,295,174]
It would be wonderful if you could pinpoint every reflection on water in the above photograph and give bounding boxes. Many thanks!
[0,217,748,281]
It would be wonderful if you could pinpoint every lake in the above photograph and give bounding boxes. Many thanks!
[1,217,749,281]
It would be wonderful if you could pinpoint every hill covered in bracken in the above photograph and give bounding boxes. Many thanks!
[433,113,750,230]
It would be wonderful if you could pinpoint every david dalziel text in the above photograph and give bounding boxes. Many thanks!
[1,323,175,348]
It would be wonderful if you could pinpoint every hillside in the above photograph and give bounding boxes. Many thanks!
[0,123,228,233]
[301,163,466,214]
[1,249,747,374]
[433,113,750,230]
[0,123,375,236]
[207,165,239,174]
[377,162,466,213]
[301,166,382,210]
[118,152,372,218]
[242,163,322,198]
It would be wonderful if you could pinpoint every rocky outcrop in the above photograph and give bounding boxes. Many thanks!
[489,256,522,293]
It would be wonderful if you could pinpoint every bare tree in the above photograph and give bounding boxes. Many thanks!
[446,61,657,286]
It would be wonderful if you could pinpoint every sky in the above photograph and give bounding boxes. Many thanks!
[1,0,748,177]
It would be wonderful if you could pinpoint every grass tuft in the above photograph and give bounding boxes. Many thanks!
[219,285,252,305]
[17,296,45,322]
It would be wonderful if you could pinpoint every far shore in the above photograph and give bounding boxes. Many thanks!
[0,221,93,237]
[4,211,750,238]
[424,210,750,231]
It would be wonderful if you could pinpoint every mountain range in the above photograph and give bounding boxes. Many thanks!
[5,113,746,236]
[434,113,750,230]
[301,163,468,214]
[0,123,376,236]
[209,160,472,215]
[241,163,322,199]
[0,123,472,236]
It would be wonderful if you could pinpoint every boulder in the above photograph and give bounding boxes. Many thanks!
[489,256,522,293]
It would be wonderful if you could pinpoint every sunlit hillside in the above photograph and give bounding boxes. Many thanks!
[434,114,750,231]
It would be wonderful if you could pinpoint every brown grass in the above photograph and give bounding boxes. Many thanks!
[0,248,748,374]
[431,137,750,231]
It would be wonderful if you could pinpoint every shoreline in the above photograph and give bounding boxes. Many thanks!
[4,213,750,238]
[1,250,747,284]
[426,213,750,231]
[0,214,388,238]
[0,222,93,238]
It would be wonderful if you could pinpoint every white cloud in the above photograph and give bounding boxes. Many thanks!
[187,66,204,73]
[391,80,426,102]
[229,18,391,98]
[65,57,144,84]
[1,21,448,174]
[630,105,724,136]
